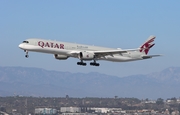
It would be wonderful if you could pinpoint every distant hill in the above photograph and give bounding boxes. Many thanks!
[0,66,180,99]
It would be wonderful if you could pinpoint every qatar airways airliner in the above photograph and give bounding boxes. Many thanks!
[18,35,161,66]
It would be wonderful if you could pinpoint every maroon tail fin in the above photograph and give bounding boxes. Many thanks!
[139,36,156,55]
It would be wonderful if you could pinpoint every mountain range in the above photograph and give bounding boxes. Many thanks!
[0,66,180,99]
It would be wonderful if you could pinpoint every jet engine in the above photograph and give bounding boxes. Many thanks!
[54,54,69,60]
[79,51,95,60]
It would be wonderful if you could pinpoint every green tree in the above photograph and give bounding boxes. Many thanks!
[156,98,164,105]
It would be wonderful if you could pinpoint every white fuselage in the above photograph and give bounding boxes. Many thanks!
[19,38,144,62]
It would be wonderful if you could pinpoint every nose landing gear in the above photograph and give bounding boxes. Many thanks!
[24,50,29,58]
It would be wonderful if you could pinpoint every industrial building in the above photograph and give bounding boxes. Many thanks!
[35,108,57,115]
[60,107,81,113]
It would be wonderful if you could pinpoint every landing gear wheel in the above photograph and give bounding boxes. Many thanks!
[77,62,87,66]
[25,55,29,58]
[25,50,29,58]
[82,63,87,66]
[95,63,100,66]
[90,62,100,66]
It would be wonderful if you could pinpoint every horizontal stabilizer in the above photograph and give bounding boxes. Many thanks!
[142,55,162,59]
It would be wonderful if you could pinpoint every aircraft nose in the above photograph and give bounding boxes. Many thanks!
[18,43,24,49]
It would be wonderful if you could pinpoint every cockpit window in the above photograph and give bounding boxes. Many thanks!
[23,41,29,43]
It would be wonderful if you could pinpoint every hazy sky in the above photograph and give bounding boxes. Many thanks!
[0,1,180,77]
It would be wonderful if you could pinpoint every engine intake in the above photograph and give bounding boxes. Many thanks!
[79,51,94,60]
[54,54,68,60]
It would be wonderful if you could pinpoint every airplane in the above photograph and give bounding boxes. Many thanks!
[18,35,161,66]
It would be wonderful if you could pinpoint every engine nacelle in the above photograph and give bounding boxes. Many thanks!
[54,54,68,60]
[79,51,95,60]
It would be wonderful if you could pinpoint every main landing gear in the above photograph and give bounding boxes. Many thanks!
[90,60,100,66]
[77,60,100,66]
[24,50,29,58]
[90,62,100,66]
[77,61,87,66]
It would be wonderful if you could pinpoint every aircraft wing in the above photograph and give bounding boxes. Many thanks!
[69,48,140,57]
[93,48,140,55]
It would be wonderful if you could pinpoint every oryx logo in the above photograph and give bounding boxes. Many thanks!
[140,37,155,54]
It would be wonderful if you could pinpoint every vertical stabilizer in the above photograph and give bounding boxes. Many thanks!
[139,36,156,55]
